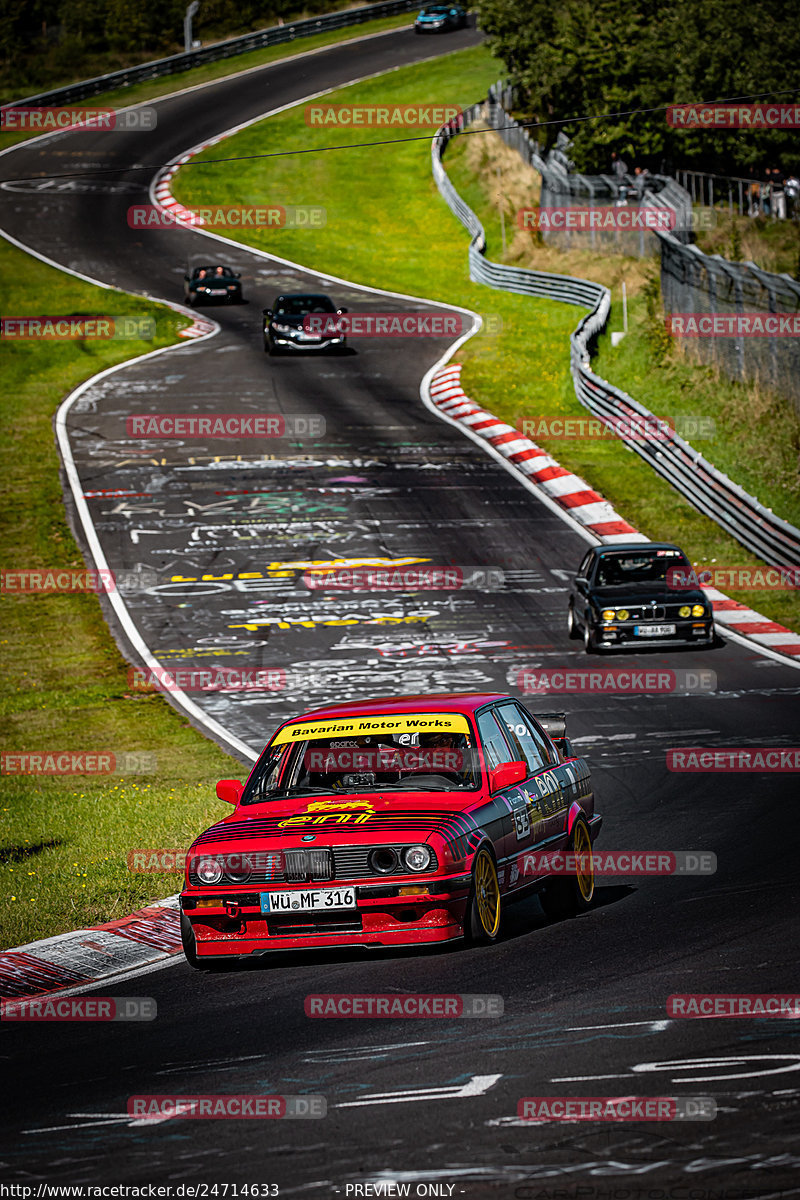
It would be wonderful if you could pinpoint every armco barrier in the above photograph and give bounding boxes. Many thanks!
[11,0,423,108]
[432,97,800,570]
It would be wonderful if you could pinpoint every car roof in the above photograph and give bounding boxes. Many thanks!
[593,541,683,555]
[292,692,511,722]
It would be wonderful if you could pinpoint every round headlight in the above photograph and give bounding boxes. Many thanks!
[369,847,399,874]
[601,609,615,621]
[403,845,432,872]
[196,857,224,885]
[679,605,691,617]
[223,853,252,884]
[692,604,706,617]
[616,609,629,621]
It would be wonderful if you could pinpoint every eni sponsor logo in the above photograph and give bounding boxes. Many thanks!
[278,799,377,828]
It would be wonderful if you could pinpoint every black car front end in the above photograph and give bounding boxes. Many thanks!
[263,293,347,354]
[587,590,715,650]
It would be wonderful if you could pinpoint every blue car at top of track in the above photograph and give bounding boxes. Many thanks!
[414,4,467,32]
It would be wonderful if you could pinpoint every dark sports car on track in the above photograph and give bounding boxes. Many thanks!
[567,541,715,653]
[414,4,467,32]
[184,264,243,305]
[180,693,601,965]
[263,292,347,354]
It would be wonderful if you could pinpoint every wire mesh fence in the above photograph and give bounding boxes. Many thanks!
[483,83,694,257]
[659,237,800,406]
[484,82,800,410]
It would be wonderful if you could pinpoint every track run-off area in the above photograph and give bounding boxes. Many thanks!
[1,24,800,1195]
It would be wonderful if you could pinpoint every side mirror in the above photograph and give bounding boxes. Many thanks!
[489,760,527,792]
[337,307,348,314]
[558,737,575,761]
[263,308,273,318]
[216,779,243,805]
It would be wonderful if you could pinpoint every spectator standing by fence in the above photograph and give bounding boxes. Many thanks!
[770,169,786,219]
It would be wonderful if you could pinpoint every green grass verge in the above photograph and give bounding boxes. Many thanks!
[0,240,239,950]
[0,12,414,148]
[172,46,800,634]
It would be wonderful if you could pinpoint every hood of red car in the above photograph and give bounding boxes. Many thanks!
[190,790,481,852]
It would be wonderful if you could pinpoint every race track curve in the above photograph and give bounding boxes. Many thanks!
[1,24,800,1194]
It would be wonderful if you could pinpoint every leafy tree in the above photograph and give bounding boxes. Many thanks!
[477,0,800,175]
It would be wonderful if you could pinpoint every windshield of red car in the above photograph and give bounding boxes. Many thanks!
[241,715,481,803]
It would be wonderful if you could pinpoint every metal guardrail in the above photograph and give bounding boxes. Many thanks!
[12,0,423,107]
[432,99,800,569]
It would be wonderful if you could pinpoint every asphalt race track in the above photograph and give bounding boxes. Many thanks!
[2,24,800,1196]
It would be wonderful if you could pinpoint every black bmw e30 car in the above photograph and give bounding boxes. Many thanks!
[567,542,715,653]
[263,293,347,355]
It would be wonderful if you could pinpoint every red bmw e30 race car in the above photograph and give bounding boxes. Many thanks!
[180,693,602,966]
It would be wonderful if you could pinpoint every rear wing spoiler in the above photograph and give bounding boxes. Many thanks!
[532,711,575,760]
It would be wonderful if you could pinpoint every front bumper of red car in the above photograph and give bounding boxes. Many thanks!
[180,876,473,957]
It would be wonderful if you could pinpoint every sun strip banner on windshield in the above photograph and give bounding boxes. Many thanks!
[271,714,471,745]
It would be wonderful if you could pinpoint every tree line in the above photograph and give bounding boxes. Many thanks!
[0,0,350,95]
[476,0,800,177]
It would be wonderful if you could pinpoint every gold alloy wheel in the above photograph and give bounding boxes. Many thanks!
[573,819,595,903]
[473,848,501,939]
